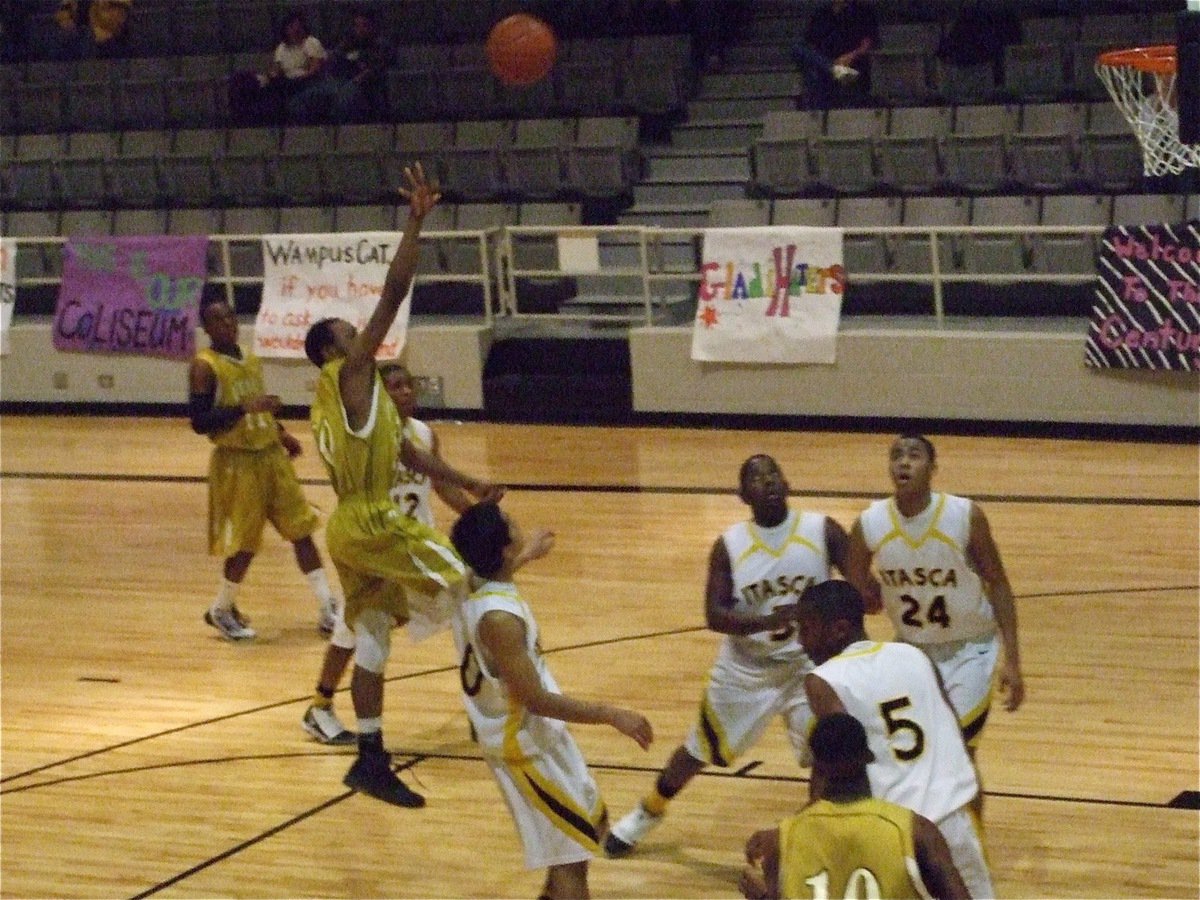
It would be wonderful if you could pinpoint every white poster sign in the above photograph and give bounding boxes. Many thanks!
[691,226,845,364]
[255,232,410,359]
[0,237,15,357]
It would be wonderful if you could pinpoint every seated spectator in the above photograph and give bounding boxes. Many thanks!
[791,0,879,109]
[937,0,1022,86]
[327,8,390,123]
[52,0,132,57]
[263,11,332,123]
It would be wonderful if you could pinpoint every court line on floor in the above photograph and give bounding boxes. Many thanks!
[3,583,1194,787]
[2,470,1196,507]
[2,745,1187,814]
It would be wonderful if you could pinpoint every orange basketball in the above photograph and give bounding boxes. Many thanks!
[486,13,557,86]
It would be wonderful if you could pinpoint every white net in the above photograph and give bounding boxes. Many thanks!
[1096,49,1200,176]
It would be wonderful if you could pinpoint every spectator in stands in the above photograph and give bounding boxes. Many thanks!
[262,11,332,124]
[936,0,1022,87]
[791,0,879,109]
[52,0,132,57]
[327,7,389,123]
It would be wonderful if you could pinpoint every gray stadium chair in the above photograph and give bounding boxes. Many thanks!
[333,206,396,232]
[941,134,1011,192]
[1080,132,1144,192]
[65,80,118,133]
[503,118,573,200]
[62,131,120,206]
[837,197,902,275]
[1009,132,1082,191]
[750,111,823,196]
[222,207,280,279]
[1021,102,1088,138]
[14,82,66,134]
[893,196,967,275]
[959,196,1038,278]
[160,154,218,208]
[1001,44,1068,102]
[809,137,879,195]
[439,65,498,120]
[6,211,61,278]
[59,209,114,236]
[278,206,335,235]
[566,117,640,198]
[1112,194,1187,227]
[876,136,943,194]
[555,59,623,117]
[708,199,770,227]
[932,59,997,104]
[888,105,953,139]
[953,103,1020,135]
[1032,195,1109,276]
[439,120,510,201]
[113,208,168,235]
[1086,100,1129,136]
[1022,16,1079,45]
[771,198,836,227]
[166,76,223,128]
[825,107,887,140]
[115,79,168,130]
[870,50,933,104]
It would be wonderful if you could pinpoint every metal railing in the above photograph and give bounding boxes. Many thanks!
[8,223,1105,328]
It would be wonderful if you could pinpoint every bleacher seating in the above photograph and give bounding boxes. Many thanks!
[2,0,1195,323]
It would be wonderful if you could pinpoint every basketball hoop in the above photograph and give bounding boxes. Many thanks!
[1096,45,1200,176]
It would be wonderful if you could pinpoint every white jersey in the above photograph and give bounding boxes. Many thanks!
[452,580,569,763]
[812,640,979,823]
[859,493,996,645]
[389,416,435,527]
[717,510,831,668]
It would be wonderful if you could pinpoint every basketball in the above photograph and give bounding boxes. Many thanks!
[486,13,557,86]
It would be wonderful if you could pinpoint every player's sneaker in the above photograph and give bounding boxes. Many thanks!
[317,601,337,637]
[204,606,257,641]
[603,803,662,857]
[343,752,426,808]
[831,63,860,84]
[302,706,356,745]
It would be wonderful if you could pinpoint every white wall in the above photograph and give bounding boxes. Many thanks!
[0,319,491,409]
[3,318,1197,427]
[629,324,1200,427]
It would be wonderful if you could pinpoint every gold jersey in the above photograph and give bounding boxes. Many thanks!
[311,357,403,503]
[195,347,277,451]
[778,797,926,900]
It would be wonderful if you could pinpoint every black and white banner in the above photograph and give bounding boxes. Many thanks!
[1086,221,1200,370]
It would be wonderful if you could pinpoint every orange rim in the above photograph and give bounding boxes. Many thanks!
[1096,44,1177,74]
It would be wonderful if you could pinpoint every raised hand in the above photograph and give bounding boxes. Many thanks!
[397,161,441,221]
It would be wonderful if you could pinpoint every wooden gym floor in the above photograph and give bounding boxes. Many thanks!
[1,416,1196,899]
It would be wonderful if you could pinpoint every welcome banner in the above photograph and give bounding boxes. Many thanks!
[691,226,845,364]
[52,236,208,359]
[0,236,14,357]
[255,233,410,359]
[1086,221,1200,370]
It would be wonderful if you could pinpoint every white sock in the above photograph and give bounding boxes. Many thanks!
[306,568,337,608]
[357,716,382,734]
[213,578,239,612]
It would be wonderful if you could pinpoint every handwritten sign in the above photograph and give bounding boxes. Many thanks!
[1086,221,1200,370]
[255,232,410,359]
[52,236,208,359]
[0,236,14,357]
[691,226,845,364]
